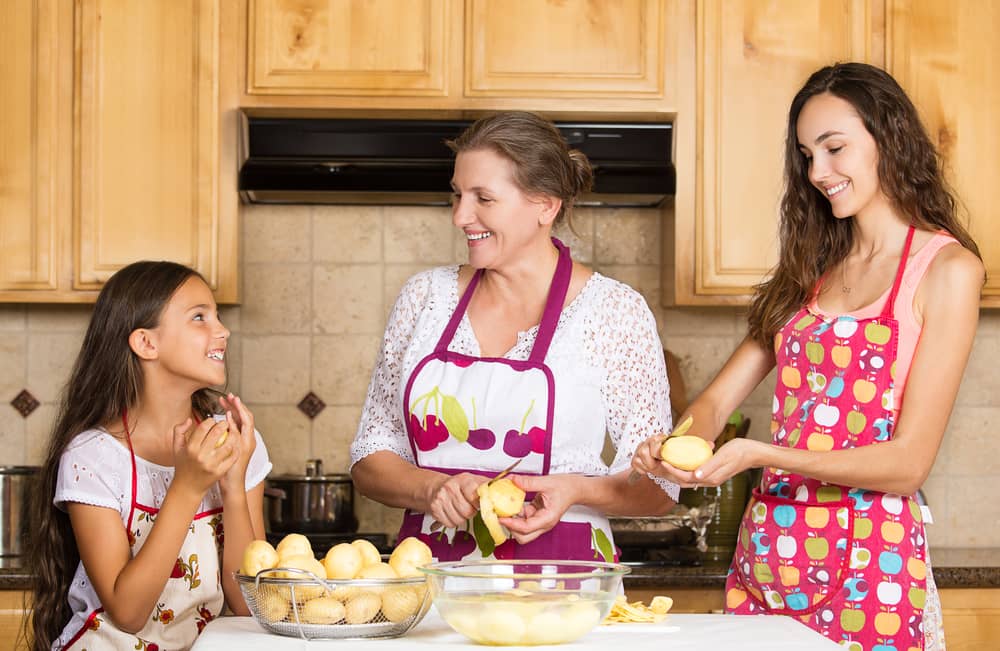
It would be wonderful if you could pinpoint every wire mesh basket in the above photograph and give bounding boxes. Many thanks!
[237,567,432,640]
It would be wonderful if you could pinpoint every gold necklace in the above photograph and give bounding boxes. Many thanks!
[840,262,852,294]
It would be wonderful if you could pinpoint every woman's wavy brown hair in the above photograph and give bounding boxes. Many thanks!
[446,111,594,231]
[25,261,221,651]
[747,62,981,347]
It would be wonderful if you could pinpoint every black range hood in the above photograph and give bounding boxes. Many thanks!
[239,117,675,207]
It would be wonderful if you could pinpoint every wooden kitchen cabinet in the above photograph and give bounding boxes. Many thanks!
[886,0,1000,306]
[0,590,30,650]
[671,0,883,305]
[939,588,1000,651]
[241,0,680,113]
[0,0,239,303]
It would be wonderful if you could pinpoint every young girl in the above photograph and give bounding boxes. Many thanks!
[26,261,271,651]
[632,63,984,650]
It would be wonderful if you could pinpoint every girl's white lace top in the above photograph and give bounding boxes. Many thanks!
[350,265,678,500]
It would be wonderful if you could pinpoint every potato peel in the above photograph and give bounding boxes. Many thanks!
[476,482,508,545]
[603,594,673,624]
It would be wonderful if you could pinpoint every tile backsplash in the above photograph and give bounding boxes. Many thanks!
[2,203,998,548]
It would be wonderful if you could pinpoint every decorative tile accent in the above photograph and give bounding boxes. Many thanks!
[11,389,40,418]
[297,392,326,419]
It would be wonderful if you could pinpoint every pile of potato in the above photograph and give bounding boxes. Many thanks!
[240,534,433,626]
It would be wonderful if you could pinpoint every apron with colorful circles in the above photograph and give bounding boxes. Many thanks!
[397,238,617,563]
[725,226,929,650]
[62,417,225,650]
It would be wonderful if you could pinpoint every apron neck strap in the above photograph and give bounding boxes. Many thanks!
[434,238,573,362]
[880,224,916,318]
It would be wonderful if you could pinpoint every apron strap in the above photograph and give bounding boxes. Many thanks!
[434,268,483,353]
[434,238,573,361]
[529,238,573,363]
[880,225,916,319]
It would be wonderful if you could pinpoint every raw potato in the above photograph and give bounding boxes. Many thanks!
[356,562,397,593]
[240,540,279,576]
[301,596,347,624]
[660,435,713,471]
[345,592,382,624]
[256,588,290,622]
[388,536,433,578]
[351,538,383,567]
[476,606,527,645]
[487,478,525,518]
[476,483,508,546]
[275,533,313,560]
[381,586,423,623]
[276,554,328,601]
[324,543,363,579]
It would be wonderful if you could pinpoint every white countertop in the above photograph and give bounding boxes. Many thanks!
[192,610,840,650]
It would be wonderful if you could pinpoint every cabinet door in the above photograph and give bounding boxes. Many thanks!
[887,0,1000,306]
[248,0,450,96]
[0,1,71,295]
[674,0,880,304]
[75,0,235,300]
[466,0,669,100]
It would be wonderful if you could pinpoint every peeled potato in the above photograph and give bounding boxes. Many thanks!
[324,543,363,580]
[351,538,383,567]
[240,540,279,576]
[476,606,526,645]
[381,585,423,623]
[275,533,313,561]
[345,592,382,624]
[476,483,508,546]
[388,536,432,578]
[660,435,713,471]
[488,478,525,518]
[301,596,346,624]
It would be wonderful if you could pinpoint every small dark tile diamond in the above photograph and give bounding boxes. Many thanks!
[11,389,40,418]
[297,392,326,419]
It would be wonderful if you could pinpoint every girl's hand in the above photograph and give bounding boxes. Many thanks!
[500,474,576,544]
[218,393,257,495]
[425,472,486,528]
[172,417,239,497]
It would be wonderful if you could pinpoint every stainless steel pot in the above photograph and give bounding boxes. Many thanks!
[265,459,357,534]
[0,466,39,558]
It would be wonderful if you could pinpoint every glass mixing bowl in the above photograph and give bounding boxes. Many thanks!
[419,559,630,646]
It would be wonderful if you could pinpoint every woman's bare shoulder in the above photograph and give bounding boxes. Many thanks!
[919,243,985,315]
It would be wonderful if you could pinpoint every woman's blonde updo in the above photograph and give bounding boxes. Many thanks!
[446,111,594,229]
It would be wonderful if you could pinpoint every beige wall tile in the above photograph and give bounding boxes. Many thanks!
[27,305,93,332]
[943,476,998,547]
[659,306,741,338]
[554,208,595,264]
[27,333,83,403]
[594,208,660,265]
[314,206,383,263]
[976,310,1000,336]
[451,226,470,265]
[311,405,365,473]
[220,334,242,397]
[253,405,311,475]
[954,334,1000,406]
[660,201,676,268]
[312,335,380,406]
[944,406,1000,475]
[354,494,404,539]
[667,335,744,397]
[243,204,312,263]
[384,264,432,322]
[25,404,56,466]
[0,305,26,331]
[0,405,27,465]
[0,333,27,401]
[597,265,661,321]
[921,473,950,548]
[384,207,453,264]
[219,306,242,333]
[239,335,311,404]
[241,264,312,334]
[313,264,383,335]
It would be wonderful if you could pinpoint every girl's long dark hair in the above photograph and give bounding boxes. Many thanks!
[747,62,981,346]
[26,261,219,650]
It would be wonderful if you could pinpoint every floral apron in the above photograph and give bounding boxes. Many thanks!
[726,226,929,650]
[63,417,225,650]
[398,238,616,562]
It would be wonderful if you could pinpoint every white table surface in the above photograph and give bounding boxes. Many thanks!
[192,610,840,650]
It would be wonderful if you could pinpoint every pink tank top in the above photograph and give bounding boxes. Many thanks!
[808,230,959,410]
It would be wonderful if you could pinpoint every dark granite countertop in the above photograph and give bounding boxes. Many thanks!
[2,548,997,592]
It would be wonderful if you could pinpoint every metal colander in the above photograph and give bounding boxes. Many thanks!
[237,567,432,640]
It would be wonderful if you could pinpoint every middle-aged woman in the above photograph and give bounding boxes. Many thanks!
[350,111,678,561]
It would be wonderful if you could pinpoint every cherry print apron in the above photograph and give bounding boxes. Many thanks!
[63,416,225,650]
[398,238,616,562]
[726,226,928,650]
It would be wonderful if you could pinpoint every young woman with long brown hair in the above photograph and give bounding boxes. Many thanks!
[633,63,984,649]
[25,261,271,650]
